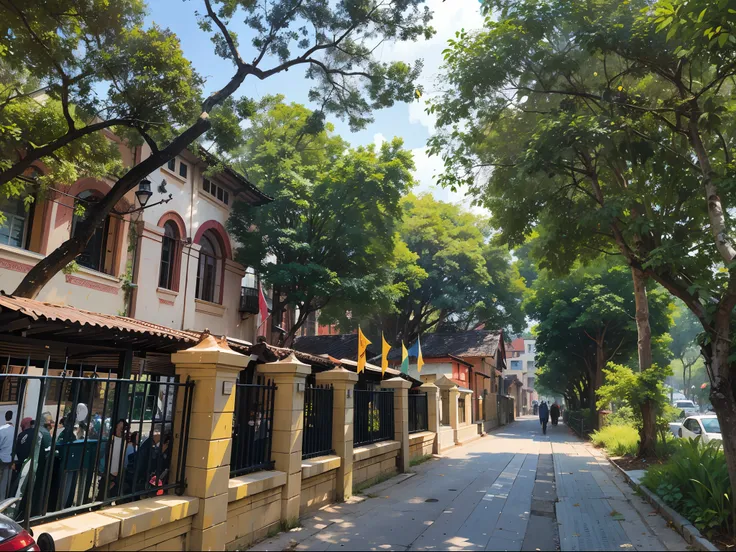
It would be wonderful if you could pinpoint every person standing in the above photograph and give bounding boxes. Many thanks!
[550,402,560,426]
[539,401,550,435]
[0,411,14,499]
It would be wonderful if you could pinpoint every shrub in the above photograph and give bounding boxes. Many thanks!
[591,424,640,456]
[642,438,733,537]
[605,405,636,427]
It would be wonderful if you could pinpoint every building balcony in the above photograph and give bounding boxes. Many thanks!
[239,286,259,314]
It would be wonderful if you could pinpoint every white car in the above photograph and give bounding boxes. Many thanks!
[674,400,699,417]
[678,415,721,444]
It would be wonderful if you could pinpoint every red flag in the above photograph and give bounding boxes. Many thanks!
[258,282,269,328]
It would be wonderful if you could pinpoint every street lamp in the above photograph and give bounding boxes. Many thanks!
[135,178,153,207]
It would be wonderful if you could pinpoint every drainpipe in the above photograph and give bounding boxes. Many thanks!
[181,165,197,330]
[127,145,142,318]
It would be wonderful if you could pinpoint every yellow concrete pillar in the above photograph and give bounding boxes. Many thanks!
[380,377,411,473]
[463,392,473,426]
[419,382,440,454]
[449,387,460,430]
[172,334,248,551]
[315,367,358,501]
[258,353,311,523]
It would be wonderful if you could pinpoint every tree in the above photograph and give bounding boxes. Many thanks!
[528,260,673,434]
[323,193,526,344]
[669,303,702,400]
[228,97,415,346]
[427,0,720,456]
[4,0,435,299]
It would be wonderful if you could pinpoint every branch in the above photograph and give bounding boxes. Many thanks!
[204,0,246,68]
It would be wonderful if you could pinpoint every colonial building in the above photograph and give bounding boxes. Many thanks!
[0,142,270,344]
[505,337,538,413]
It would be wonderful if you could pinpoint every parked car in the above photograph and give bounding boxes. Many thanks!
[674,400,699,417]
[678,415,722,444]
[0,499,39,551]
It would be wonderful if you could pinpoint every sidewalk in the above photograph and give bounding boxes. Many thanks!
[249,416,687,551]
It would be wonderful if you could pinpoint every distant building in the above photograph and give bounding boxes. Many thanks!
[505,337,538,413]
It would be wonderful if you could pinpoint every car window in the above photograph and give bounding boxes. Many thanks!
[685,419,699,432]
[676,401,695,408]
[701,418,720,433]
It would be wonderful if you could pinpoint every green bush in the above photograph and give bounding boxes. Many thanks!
[605,405,636,427]
[591,424,640,456]
[642,438,733,537]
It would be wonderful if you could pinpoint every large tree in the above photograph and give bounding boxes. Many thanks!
[228,97,415,346]
[321,193,526,345]
[428,0,726,456]
[3,0,435,299]
[529,260,673,431]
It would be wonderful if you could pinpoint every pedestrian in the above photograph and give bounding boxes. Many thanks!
[0,411,14,499]
[539,401,549,435]
[550,402,560,426]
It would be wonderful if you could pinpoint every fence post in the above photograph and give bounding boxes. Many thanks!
[171,334,248,551]
[257,353,311,524]
[419,382,440,454]
[380,377,411,473]
[315,367,358,501]
[449,387,460,431]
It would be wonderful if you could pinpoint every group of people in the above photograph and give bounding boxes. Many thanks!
[537,400,561,435]
[0,409,172,521]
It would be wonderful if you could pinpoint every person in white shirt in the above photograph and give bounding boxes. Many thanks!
[0,411,14,499]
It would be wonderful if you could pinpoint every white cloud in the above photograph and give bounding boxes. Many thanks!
[394,0,486,134]
[374,133,386,149]
[411,146,488,215]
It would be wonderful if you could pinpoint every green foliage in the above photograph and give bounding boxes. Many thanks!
[605,406,637,427]
[325,193,526,344]
[643,438,734,537]
[528,260,672,409]
[228,98,415,342]
[591,425,640,456]
[598,363,672,419]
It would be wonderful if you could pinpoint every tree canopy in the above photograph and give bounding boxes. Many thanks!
[321,192,526,345]
[3,0,436,299]
[228,97,415,345]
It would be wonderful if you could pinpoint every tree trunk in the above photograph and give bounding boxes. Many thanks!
[592,338,606,429]
[632,267,657,457]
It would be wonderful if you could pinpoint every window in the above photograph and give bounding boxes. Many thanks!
[159,221,179,290]
[167,159,176,171]
[179,162,188,178]
[196,231,222,303]
[510,360,521,370]
[73,190,112,273]
[0,195,28,248]
[527,360,534,371]
[202,179,230,207]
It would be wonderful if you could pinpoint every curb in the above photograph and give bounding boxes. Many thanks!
[607,458,719,551]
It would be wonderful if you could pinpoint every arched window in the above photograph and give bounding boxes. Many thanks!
[196,230,222,303]
[159,221,179,290]
[72,190,111,273]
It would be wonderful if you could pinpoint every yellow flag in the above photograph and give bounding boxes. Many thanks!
[381,333,391,376]
[417,334,424,373]
[357,327,372,374]
[401,341,409,374]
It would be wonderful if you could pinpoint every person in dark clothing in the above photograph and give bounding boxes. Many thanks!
[550,402,561,426]
[539,401,550,435]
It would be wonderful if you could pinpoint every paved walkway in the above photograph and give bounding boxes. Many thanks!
[250,416,687,551]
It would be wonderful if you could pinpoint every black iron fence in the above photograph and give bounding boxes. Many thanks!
[354,388,394,447]
[0,359,194,529]
[302,385,334,460]
[408,392,428,434]
[231,378,276,477]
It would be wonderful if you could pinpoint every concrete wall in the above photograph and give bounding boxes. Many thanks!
[352,441,400,489]
[438,426,456,452]
[226,471,286,551]
[409,431,435,461]
[300,455,340,515]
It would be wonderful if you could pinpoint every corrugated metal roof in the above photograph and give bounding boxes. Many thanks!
[0,294,197,344]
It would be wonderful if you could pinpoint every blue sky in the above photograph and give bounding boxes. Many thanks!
[146,0,486,206]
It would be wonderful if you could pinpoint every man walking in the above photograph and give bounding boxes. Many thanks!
[0,411,13,499]
[539,400,549,435]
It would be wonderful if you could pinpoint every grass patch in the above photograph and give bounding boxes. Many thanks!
[590,424,639,456]
[410,454,433,467]
[266,524,281,539]
[280,517,301,531]
[353,470,397,495]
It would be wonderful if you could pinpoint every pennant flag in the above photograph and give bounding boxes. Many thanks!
[357,327,372,374]
[417,335,424,373]
[257,282,269,331]
[401,341,409,374]
[407,339,419,358]
[381,333,391,376]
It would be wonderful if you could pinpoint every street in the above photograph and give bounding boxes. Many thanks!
[251,416,687,551]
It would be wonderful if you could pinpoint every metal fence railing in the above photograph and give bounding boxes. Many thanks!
[458,397,466,424]
[231,378,276,477]
[566,409,595,438]
[408,392,428,434]
[302,384,334,460]
[354,388,394,447]
[0,361,194,529]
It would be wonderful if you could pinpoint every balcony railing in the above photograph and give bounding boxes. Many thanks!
[239,286,259,314]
